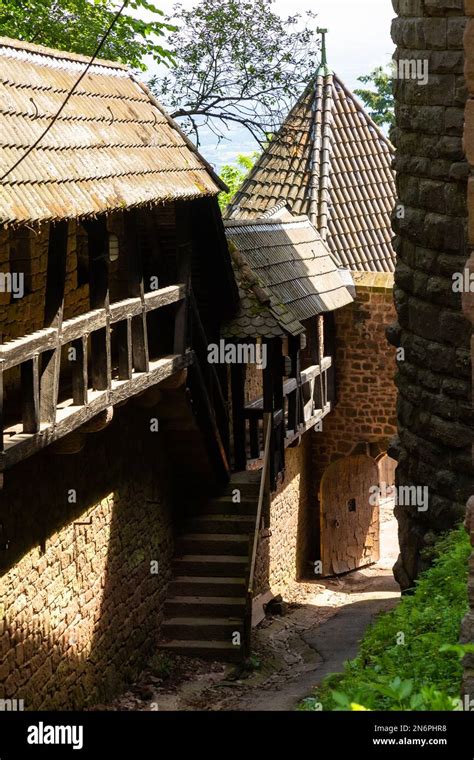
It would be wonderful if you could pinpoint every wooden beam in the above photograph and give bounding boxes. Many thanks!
[71,335,88,406]
[83,216,111,391]
[117,318,133,381]
[123,209,149,372]
[40,220,68,424]
[230,347,246,471]
[21,354,40,433]
[0,363,3,452]
[173,201,192,355]
[0,352,193,471]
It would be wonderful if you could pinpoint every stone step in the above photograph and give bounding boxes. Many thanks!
[168,576,246,597]
[172,554,249,577]
[205,495,258,515]
[176,533,249,556]
[185,514,255,534]
[162,617,244,641]
[164,595,246,617]
[158,639,243,662]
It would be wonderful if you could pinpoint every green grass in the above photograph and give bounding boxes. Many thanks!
[299,525,471,711]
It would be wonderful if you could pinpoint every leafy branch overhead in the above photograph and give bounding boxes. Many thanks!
[354,65,395,132]
[0,0,175,69]
[150,0,321,146]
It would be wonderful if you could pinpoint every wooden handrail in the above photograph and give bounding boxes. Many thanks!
[0,284,187,370]
[0,282,189,467]
[244,411,272,658]
[243,359,332,416]
[248,413,272,594]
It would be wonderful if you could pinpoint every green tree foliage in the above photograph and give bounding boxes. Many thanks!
[218,153,257,210]
[151,0,319,145]
[354,65,395,132]
[0,0,174,69]
[299,525,470,711]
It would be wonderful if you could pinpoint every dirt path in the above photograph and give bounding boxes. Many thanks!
[102,500,400,712]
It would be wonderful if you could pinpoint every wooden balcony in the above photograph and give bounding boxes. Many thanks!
[240,356,333,469]
[0,284,190,471]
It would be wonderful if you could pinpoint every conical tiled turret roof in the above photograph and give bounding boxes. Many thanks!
[225,69,396,273]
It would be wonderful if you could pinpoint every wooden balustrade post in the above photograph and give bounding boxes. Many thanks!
[230,345,247,471]
[71,334,88,405]
[173,201,193,356]
[21,354,40,433]
[0,360,4,451]
[40,220,68,424]
[324,312,337,407]
[123,209,149,373]
[83,217,111,391]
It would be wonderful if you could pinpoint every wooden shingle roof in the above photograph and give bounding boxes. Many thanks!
[0,36,224,225]
[225,72,396,273]
[223,207,353,338]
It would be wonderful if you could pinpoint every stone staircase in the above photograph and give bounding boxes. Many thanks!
[159,471,260,662]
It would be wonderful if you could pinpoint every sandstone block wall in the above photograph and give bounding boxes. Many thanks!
[312,283,398,488]
[461,0,474,698]
[0,405,174,709]
[390,0,473,588]
[254,432,312,596]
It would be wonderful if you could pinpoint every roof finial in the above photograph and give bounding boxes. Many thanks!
[316,27,330,75]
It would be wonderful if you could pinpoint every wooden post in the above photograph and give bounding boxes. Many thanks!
[117,317,133,381]
[314,315,325,411]
[230,345,247,471]
[83,217,111,391]
[262,338,275,486]
[0,363,3,452]
[40,220,68,424]
[287,335,303,434]
[21,354,40,433]
[123,209,149,373]
[71,335,88,405]
[324,312,337,406]
[272,337,285,477]
[173,201,192,356]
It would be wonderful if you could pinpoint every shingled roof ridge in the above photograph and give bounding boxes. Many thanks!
[309,68,333,239]
[0,35,128,71]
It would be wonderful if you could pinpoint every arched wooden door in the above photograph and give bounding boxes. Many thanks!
[319,454,380,575]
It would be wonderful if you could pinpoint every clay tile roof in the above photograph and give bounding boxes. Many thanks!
[0,36,225,225]
[223,206,353,339]
[225,72,396,273]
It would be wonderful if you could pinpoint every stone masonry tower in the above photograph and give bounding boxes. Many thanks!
[389,0,473,589]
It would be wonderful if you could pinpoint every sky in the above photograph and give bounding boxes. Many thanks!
[144,0,395,169]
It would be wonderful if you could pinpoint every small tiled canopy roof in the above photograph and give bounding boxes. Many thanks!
[225,72,396,273]
[0,36,225,225]
[223,207,353,339]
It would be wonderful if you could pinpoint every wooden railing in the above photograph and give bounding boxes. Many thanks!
[0,284,188,470]
[241,357,333,465]
[243,411,272,658]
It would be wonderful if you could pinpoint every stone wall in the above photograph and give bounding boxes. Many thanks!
[0,404,175,709]
[461,0,474,699]
[312,281,398,489]
[254,432,313,596]
[390,0,473,589]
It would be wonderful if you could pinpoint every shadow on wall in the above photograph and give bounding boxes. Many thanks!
[0,404,176,710]
[253,433,314,597]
